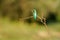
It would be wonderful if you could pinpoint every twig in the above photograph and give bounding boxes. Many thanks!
[20,16,33,20]
[37,16,50,35]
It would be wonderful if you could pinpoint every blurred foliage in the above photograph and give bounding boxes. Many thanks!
[0,0,60,40]
[0,0,60,22]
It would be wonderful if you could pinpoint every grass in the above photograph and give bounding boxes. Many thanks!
[0,18,60,40]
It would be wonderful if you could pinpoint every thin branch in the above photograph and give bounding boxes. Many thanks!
[43,18,50,34]
[37,16,43,23]
[20,16,33,20]
[37,15,50,35]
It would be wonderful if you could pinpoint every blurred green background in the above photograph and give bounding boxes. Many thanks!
[0,0,60,40]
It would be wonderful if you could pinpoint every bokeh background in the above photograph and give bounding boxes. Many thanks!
[0,0,60,40]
